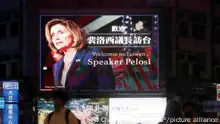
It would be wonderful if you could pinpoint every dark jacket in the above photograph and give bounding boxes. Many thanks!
[53,48,116,90]
[161,100,186,124]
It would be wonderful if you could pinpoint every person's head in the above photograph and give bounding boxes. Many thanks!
[53,89,69,107]
[45,18,86,53]
[172,93,183,105]
[168,92,182,103]
[173,95,181,103]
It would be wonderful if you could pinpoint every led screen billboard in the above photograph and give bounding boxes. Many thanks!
[38,97,166,124]
[38,98,109,124]
[40,15,159,91]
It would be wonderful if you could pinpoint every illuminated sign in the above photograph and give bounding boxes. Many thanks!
[3,104,18,124]
[87,35,151,47]
[111,25,128,32]
[2,82,19,103]
[0,97,5,109]
[109,98,166,124]
[40,15,159,91]
[217,84,220,101]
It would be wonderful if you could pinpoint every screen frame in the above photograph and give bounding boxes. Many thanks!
[38,90,166,99]
[38,8,172,93]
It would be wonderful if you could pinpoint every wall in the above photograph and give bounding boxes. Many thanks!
[0,0,20,11]
[177,0,211,14]
[0,37,20,52]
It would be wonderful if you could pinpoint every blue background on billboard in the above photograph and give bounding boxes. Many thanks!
[3,104,18,124]
[0,97,5,109]
[2,82,19,103]
[3,90,18,103]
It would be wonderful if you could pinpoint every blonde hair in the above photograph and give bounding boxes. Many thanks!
[45,18,86,54]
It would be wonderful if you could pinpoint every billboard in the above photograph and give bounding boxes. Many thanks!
[0,97,5,109]
[2,82,19,103]
[0,81,19,124]
[38,98,109,124]
[40,15,159,91]
[3,104,18,124]
[38,97,166,124]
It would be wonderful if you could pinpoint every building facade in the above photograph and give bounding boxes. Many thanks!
[169,0,217,99]
[1,0,218,97]
[213,0,220,84]
[172,0,212,80]
[1,0,220,123]
[0,9,22,79]
[1,0,216,94]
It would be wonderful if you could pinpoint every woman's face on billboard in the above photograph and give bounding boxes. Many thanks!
[50,24,74,50]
